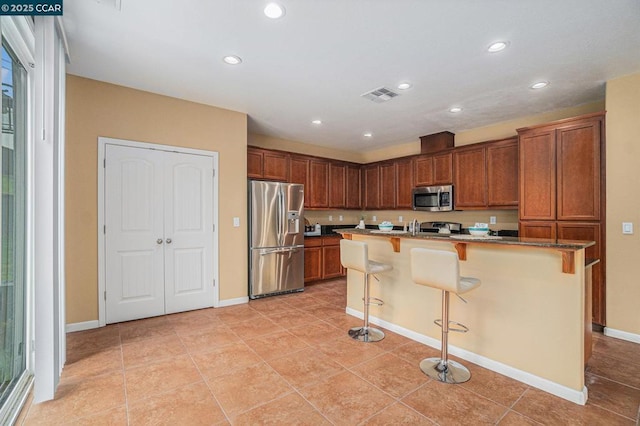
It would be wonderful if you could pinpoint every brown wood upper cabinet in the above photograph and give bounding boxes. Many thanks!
[519,114,603,221]
[247,147,289,181]
[308,159,329,208]
[329,163,346,208]
[345,165,361,209]
[487,138,519,207]
[363,164,380,209]
[453,145,487,208]
[379,162,396,209]
[395,158,414,209]
[414,152,452,186]
[453,138,518,210]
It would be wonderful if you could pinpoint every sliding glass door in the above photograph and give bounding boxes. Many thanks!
[0,39,27,408]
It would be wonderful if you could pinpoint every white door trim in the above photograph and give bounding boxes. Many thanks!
[97,137,219,327]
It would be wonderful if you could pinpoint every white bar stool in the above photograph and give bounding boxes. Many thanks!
[340,239,392,342]
[410,248,481,383]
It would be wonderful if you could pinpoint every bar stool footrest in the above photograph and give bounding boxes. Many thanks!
[433,319,469,333]
[368,297,384,306]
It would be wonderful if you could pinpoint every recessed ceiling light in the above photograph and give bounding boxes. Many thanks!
[530,81,549,89]
[449,107,463,113]
[223,55,242,65]
[264,3,286,19]
[487,41,509,53]
[311,119,322,125]
[363,132,373,138]
[397,82,412,90]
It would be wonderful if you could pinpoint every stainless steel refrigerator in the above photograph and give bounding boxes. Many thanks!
[249,180,305,298]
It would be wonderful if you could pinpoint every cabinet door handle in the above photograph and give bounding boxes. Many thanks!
[166,238,172,244]
[157,238,163,244]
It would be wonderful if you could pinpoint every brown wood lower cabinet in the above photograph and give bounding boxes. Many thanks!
[303,238,322,283]
[304,236,345,283]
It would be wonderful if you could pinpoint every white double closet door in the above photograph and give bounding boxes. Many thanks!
[105,144,215,323]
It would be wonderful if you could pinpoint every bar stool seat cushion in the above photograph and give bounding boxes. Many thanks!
[340,239,392,275]
[410,248,480,295]
[459,276,481,294]
[367,260,393,275]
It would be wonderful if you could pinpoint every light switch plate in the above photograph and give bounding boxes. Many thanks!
[622,222,634,234]
[328,215,333,222]
[339,215,343,221]
[398,215,403,222]
[233,217,240,227]
[372,215,377,222]
[490,216,497,225]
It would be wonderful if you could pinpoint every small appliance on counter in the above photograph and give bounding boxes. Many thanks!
[419,221,462,234]
[304,223,321,236]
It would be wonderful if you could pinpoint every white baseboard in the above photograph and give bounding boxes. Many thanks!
[65,320,100,333]
[604,327,640,344]
[67,299,250,332]
[216,296,249,308]
[345,307,588,405]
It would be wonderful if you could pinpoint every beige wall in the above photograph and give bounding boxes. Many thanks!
[605,72,640,335]
[248,133,362,163]
[66,76,248,324]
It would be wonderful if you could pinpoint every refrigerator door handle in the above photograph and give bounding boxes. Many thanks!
[278,185,286,243]
[260,247,300,256]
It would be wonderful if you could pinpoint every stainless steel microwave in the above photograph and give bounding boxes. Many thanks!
[412,185,454,211]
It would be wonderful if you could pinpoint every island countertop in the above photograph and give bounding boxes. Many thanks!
[333,227,595,250]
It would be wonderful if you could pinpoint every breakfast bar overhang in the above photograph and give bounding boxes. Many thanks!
[336,229,596,405]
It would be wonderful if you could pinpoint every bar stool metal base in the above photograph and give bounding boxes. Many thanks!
[348,326,385,342]
[419,357,471,384]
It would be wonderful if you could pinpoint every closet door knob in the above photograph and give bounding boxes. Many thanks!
[156,239,163,244]
[166,238,172,244]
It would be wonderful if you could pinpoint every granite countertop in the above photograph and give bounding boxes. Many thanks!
[333,227,595,250]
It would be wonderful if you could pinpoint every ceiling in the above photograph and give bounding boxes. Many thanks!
[62,0,640,152]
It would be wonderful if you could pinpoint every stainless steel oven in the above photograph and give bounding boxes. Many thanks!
[412,185,454,211]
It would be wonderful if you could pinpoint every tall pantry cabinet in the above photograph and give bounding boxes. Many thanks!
[517,112,606,326]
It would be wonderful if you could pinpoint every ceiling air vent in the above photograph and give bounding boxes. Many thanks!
[361,87,400,103]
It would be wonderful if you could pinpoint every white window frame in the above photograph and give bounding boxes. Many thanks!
[0,15,35,425]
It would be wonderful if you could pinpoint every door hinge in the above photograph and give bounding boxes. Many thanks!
[103,225,106,234]
[212,224,215,232]
[104,291,107,301]
[212,169,215,177]
[212,279,216,287]
[18,342,23,356]
[103,159,106,168]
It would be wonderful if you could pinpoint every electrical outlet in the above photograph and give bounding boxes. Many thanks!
[339,215,343,221]
[233,217,240,227]
[398,215,403,222]
[622,222,634,234]
[328,215,333,222]
[372,215,377,222]
[490,216,496,225]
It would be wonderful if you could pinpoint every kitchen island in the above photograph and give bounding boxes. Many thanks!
[335,228,595,405]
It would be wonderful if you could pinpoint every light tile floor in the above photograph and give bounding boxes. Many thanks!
[21,278,640,425]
